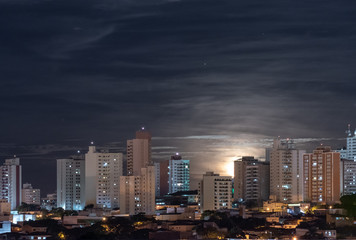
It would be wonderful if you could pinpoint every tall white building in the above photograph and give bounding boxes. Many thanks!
[234,156,270,204]
[168,155,190,194]
[341,159,356,195]
[269,138,305,203]
[57,156,85,210]
[120,166,155,215]
[127,129,151,176]
[336,125,356,196]
[159,154,190,196]
[85,145,123,209]
[344,124,356,160]
[0,158,22,210]
[22,183,40,205]
[198,172,232,212]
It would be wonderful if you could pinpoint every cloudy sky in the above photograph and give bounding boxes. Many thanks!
[1,0,356,194]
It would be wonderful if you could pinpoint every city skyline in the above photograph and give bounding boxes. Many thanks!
[1,0,356,195]
[0,130,350,197]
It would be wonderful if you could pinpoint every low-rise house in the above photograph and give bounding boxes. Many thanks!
[22,224,47,234]
[149,230,180,240]
[0,222,11,234]
[62,216,103,228]
[263,201,287,213]
[296,228,336,239]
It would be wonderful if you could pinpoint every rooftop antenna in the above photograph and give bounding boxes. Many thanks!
[346,124,352,137]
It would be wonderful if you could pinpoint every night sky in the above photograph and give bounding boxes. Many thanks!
[1,0,356,195]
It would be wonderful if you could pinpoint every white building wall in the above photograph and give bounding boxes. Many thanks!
[0,221,11,234]
[0,158,22,210]
[127,139,151,176]
[85,146,123,209]
[269,138,305,203]
[198,172,232,212]
[140,166,155,215]
[341,159,356,195]
[347,134,356,160]
[57,158,85,210]
[22,184,40,205]
[169,159,190,194]
[119,176,139,215]
[119,166,155,215]
[85,146,98,206]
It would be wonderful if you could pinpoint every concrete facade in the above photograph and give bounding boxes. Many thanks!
[303,146,340,204]
[0,158,22,210]
[119,166,155,215]
[85,146,123,209]
[22,183,40,205]
[269,138,305,203]
[198,172,232,212]
[127,129,151,176]
[341,159,356,195]
[234,156,270,203]
[57,157,85,210]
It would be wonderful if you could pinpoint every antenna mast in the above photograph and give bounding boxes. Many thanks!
[346,124,352,137]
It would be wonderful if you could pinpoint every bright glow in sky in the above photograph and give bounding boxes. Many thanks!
[224,159,235,177]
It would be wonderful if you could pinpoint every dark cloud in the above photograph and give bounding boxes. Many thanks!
[0,0,355,194]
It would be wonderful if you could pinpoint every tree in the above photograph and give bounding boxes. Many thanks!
[340,194,356,217]
[84,204,94,211]
[227,226,245,238]
[17,202,40,212]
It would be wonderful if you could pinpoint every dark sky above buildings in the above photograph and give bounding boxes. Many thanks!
[1,0,356,194]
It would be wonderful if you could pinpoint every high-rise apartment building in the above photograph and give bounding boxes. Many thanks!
[169,155,190,194]
[336,125,356,160]
[85,145,123,209]
[57,156,85,210]
[22,183,40,205]
[234,156,270,204]
[119,175,140,215]
[0,157,22,210]
[120,129,155,215]
[269,138,305,203]
[119,166,155,215]
[160,154,190,196]
[335,125,356,196]
[159,160,169,196]
[341,159,356,195]
[154,162,160,197]
[127,129,152,176]
[303,146,340,204]
[198,172,232,212]
[343,124,356,160]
